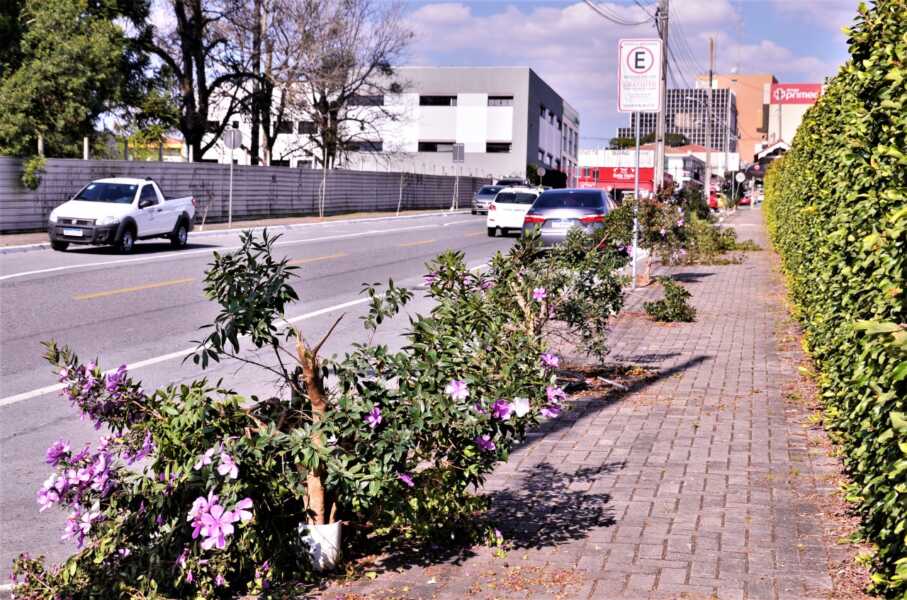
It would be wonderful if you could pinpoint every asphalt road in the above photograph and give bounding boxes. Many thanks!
[0,211,513,579]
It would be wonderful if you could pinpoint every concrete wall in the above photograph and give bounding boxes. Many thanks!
[0,157,489,233]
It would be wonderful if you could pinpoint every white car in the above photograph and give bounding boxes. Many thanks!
[48,178,195,253]
[486,187,541,237]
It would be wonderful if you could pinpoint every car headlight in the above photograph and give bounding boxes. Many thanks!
[97,215,120,226]
[48,212,58,223]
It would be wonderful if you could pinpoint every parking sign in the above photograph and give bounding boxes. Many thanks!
[618,39,663,113]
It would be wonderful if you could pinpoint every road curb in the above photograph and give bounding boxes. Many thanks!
[0,210,471,256]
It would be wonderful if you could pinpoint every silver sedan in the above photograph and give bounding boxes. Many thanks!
[522,189,616,247]
[472,185,504,214]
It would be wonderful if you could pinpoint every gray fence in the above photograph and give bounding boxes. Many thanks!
[0,157,489,233]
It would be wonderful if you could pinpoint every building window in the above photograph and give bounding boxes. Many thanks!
[540,105,547,118]
[298,121,317,134]
[346,140,383,152]
[546,153,553,166]
[297,160,313,168]
[271,159,290,167]
[420,95,457,107]
[555,158,561,170]
[349,94,384,106]
[538,149,545,162]
[485,142,511,153]
[557,119,562,131]
[206,120,219,133]
[488,96,513,106]
[418,141,455,152]
[276,121,293,134]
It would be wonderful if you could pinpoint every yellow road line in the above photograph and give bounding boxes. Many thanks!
[74,277,194,300]
[397,239,436,248]
[289,252,348,265]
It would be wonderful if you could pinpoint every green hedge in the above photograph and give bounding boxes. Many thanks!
[763,2,906,596]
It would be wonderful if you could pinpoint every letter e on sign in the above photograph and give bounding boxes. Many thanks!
[618,38,663,113]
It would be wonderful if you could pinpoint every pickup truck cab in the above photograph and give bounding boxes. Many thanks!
[48,178,195,253]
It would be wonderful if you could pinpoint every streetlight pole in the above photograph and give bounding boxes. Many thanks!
[704,37,714,209]
[632,111,640,290]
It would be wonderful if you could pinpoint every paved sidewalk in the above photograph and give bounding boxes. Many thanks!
[325,209,849,600]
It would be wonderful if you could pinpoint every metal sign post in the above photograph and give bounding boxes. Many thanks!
[451,143,465,211]
[224,128,242,229]
[618,38,663,290]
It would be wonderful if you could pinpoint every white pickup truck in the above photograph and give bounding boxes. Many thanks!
[48,178,195,253]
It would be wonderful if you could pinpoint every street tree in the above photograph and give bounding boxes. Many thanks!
[0,0,132,157]
[143,0,248,161]
[281,0,412,169]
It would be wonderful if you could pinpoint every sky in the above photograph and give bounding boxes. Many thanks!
[403,0,861,148]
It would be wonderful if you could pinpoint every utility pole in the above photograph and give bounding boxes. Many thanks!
[704,37,714,207]
[654,0,669,193]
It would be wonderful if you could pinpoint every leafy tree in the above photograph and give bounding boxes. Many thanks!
[609,132,689,149]
[0,0,129,157]
[0,0,24,78]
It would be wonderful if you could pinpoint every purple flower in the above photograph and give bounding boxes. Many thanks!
[37,476,60,512]
[541,353,560,369]
[232,497,254,523]
[511,397,531,418]
[479,278,495,290]
[546,386,567,405]
[217,452,239,480]
[186,570,194,583]
[199,503,238,550]
[423,272,438,286]
[676,218,685,227]
[659,228,667,237]
[215,574,226,587]
[491,399,512,421]
[176,547,189,568]
[445,379,469,401]
[45,440,70,466]
[474,434,496,452]
[364,405,382,429]
[473,402,487,414]
[125,431,155,465]
[105,365,127,392]
[193,447,216,471]
[532,287,547,302]
[117,547,131,557]
[397,472,415,487]
[541,405,561,419]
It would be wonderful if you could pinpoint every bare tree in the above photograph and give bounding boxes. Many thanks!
[282,0,412,170]
[142,0,247,161]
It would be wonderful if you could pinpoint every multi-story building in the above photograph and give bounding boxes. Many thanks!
[201,67,580,186]
[617,88,738,158]
[695,73,776,162]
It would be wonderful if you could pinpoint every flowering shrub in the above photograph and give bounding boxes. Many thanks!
[643,277,697,323]
[13,228,617,596]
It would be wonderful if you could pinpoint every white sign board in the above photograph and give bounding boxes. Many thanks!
[224,129,242,149]
[618,39,663,113]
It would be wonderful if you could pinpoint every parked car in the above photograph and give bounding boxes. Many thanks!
[522,188,615,247]
[486,187,540,237]
[494,178,526,187]
[472,185,503,214]
[48,178,195,253]
[738,193,751,206]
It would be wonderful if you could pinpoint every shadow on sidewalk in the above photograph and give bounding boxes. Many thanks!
[487,460,622,550]
[669,272,715,283]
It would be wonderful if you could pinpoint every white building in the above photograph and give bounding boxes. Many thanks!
[201,67,580,186]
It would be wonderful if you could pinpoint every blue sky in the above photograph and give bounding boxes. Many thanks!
[403,0,860,148]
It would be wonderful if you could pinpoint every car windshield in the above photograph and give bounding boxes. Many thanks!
[74,183,137,204]
[533,190,604,209]
[478,186,503,196]
[496,192,538,205]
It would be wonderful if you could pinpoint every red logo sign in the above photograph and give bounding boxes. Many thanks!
[770,83,822,105]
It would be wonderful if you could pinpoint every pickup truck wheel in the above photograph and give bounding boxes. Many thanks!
[170,222,188,248]
[487,227,498,237]
[117,229,135,254]
[51,241,68,251]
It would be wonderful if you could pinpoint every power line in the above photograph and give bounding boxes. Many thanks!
[582,0,653,27]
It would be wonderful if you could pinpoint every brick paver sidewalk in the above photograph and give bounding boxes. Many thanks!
[324,209,848,600]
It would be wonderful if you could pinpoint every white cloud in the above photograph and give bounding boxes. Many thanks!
[768,0,861,34]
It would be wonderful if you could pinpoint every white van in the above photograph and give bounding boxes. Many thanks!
[486,186,541,237]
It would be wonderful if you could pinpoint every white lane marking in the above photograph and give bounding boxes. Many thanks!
[0,297,371,408]
[0,259,489,408]
[0,219,475,283]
